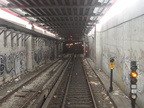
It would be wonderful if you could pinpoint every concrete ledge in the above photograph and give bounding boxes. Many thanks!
[86,58,139,108]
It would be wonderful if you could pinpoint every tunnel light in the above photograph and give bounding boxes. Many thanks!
[28,17,37,22]
[0,0,10,5]
[0,9,56,36]
[90,16,94,20]
[38,23,45,26]
[93,7,98,14]
[44,26,49,29]
[0,9,28,25]
[14,9,27,15]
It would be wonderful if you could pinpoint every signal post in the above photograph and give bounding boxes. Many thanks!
[130,61,138,108]
[109,58,115,92]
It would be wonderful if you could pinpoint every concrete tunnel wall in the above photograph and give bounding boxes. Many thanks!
[0,28,61,85]
[88,0,144,107]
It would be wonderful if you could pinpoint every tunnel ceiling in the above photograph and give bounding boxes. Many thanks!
[0,0,111,40]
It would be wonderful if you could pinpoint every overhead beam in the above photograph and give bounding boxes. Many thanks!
[43,24,93,27]
[40,25,92,28]
[19,14,102,18]
[35,20,97,23]
[49,28,91,30]
[51,26,92,28]
[0,3,111,9]
[43,26,93,29]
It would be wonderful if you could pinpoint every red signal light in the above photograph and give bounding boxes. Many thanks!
[70,35,72,40]
[85,50,88,53]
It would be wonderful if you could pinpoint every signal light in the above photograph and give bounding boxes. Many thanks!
[70,35,72,40]
[130,61,138,107]
[131,94,137,99]
[131,72,138,78]
[130,72,138,84]
[131,77,137,84]
[110,58,114,63]
[85,50,88,53]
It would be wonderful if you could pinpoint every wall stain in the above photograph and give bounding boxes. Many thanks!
[116,49,125,91]
[136,49,144,94]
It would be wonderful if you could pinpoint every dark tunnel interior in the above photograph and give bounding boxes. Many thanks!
[63,41,84,54]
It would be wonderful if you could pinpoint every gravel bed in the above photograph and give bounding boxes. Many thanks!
[83,59,115,108]
[0,62,52,97]
[0,60,62,108]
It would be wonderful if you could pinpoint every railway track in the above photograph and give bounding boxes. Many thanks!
[0,55,71,108]
[41,55,97,108]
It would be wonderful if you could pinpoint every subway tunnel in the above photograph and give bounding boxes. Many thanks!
[0,0,143,108]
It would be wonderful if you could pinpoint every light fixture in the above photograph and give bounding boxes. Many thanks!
[0,0,10,5]
[14,9,27,15]
[93,7,98,14]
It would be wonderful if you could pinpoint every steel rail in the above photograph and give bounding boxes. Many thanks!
[0,56,65,104]
[61,55,75,108]
[61,55,97,108]
[41,56,73,108]
[31,56,72,108]
[82,58,97,108]
[46,55,96,108]
[21,57,67,108]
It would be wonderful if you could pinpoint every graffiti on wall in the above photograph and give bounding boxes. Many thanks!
[0,51,26,77]
[34,49,50,65]
[5,53,15,74]
[0,55,5,75]
[34,50,43,64]
[14,52,26,75]
[42,50,49,63]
